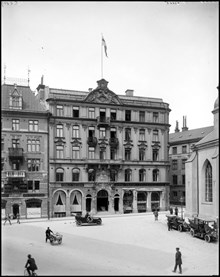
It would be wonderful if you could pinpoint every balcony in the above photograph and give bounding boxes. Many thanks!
[8,148,23,160]
[97,116,110,127]
[109,137,119,148]
[87,137,98,147]
[5,170,26,178]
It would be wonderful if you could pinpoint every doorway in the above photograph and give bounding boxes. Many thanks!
[12,204,19,219]
[97,190,108,211]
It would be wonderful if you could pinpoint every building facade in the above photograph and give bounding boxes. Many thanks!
[37,78,171,217]
[169,119,213,206]
[185,93,219,221]
[1,83,50,219]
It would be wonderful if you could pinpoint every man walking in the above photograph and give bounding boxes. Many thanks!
[45,227,54,242]
[173,247,182,274]
[16,213,20,224]
[4,214,12,225]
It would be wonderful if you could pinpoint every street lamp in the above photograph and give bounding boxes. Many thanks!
[180,196,184,219]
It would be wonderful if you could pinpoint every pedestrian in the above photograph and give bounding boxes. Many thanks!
[175,207,178,216]
[170,207,173,215]
[167,219,172,231]
[3,214,12,225]
[45,227,54,242]
[16,213,20,224]
[25,254,38,276]
[153,210,159,221]
[172,247,182,274]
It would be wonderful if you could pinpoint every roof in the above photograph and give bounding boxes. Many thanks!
[1,84,48,113]
[169,126,214,144]
[195,129,218,146]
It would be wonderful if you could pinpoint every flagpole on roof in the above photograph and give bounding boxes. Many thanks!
[101,33,103,79]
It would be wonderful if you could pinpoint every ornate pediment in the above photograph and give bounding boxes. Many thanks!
[84,79,123,105]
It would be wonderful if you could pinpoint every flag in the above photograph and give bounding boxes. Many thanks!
[102,36,108,58]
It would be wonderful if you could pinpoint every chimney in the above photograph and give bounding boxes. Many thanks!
[182,116,189,132]
[175,120,180,133]
[125,89,134,96]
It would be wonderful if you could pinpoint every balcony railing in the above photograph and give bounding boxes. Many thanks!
[5,170,26,178]
[8,148,23,159]
[97,116,110,127]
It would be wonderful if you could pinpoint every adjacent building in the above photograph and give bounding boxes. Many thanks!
[37,78,171,217]
[185,93,219,221]
[1,83,50,219]
[169,118,214,206]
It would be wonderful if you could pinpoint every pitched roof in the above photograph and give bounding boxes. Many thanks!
[195,129,218,146]
[169,126,214,144]
[1,84,47,113]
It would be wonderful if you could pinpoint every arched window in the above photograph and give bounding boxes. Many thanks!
[139,169,146,182]
[205,162,212,202]
[56,168,64,182]
[72,168,80,181]
[125,169,132,182]
[153,169,159,182]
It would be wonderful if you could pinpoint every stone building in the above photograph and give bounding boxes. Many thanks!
[185,92,219,221]
[169,118,213,206]
[1,83,50,219]
[37,78,171,217]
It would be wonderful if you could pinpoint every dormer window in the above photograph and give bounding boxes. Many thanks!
[9,84,22,110]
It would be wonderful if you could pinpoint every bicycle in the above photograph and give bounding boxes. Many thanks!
[24,268,38,276]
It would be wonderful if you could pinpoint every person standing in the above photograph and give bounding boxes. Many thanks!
[172,247,182,274]
[16,213,20,224]
[25,254,38,276]
[3,214,12,225]
[175,207,178,216]
[170,207,173,215]
[45,227,54,242]
[167,219,172,231]
[153,210,159,221]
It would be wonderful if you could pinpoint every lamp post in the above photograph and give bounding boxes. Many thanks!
[180,196,183,219]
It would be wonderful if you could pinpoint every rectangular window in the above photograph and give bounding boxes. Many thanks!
[56,145,64,159]
[172,160,178,170]
[182,159,187,170]
[29,120,39,131]
[172,147,177,155]
[125,149,131,161]
[27,139,40,152]
[28,180,33,190]
[12,139,19,148]
[152,149,159,161]
[88,147,95,159]
[110,148,117,160]
[139,148,145,161]
[100,150,106,160]
[72,146,80,159]
[182,145,187,154]
[57,105,64,116]
[173,175,178,185]
[153,112,159,123]
[110,109,117,120]
[182,175,185,185]
[56,125,63,137]
[125,110,131,121]
[27,159,40,171]
[173,191,178,197]
[99,127,106,139]
[72,126,79,138]
[153,130,159,142]
[28,180,40,191]
[139,111,145,122]
[73,107,79,118]
[139,129,145,141]
[125,128,131,141]
[89,108,95,119]
[12,119,19,131]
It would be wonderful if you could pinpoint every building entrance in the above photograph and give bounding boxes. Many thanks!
[97,190,108,211]
[12,204,19,219]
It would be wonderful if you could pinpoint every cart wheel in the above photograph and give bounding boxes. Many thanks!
[178,225,183,232]
[97,219,102,225]
[205,235,211,243]
[76,220,82,226]
[190,229,195,237]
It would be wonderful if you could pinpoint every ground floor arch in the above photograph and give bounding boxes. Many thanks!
[123,190,133,213]
[53,190,67,217]
[137,191,147,213]
[151,192,160,211]
[97,189,109,211]
[26,198,42,218]
[114,194,120,212]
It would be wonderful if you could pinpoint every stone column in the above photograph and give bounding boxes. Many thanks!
[147,191,152,211]
[66,191,71,216]
[133,190,138,213]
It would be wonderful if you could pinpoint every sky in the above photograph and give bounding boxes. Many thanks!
[1,1,219,131]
